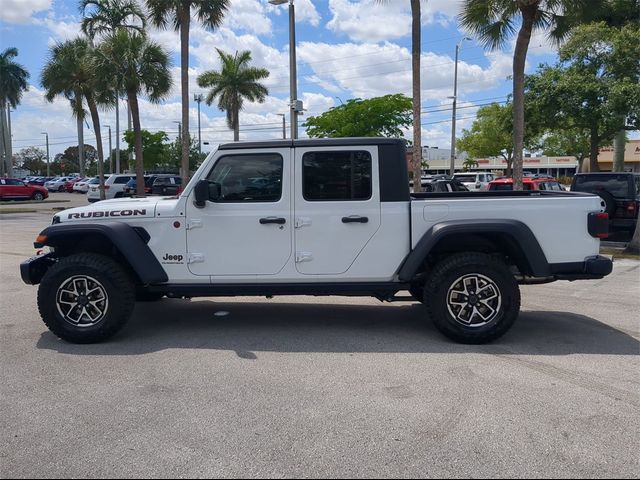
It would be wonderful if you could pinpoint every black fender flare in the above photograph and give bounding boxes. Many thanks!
[398,219,550,282]
[34,222,168,285]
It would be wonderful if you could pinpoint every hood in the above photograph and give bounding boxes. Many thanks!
[53,196,164,224]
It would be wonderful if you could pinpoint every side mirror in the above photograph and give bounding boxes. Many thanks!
[193,180,221,208]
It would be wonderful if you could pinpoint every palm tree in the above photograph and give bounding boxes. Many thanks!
[376,0,422,191]
[146,0,230,186]
[93,29,172,196]
[0,48,29,177]
[197,49,269,141]
[41,38,111,197]
[460,0,597,190]
[80,0,147,175]
[80,0,146,39]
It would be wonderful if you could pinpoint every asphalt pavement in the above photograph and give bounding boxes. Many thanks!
[0,197,638,478]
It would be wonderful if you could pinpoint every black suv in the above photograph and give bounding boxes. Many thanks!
[421,175,469,193]
[571,172,640,232]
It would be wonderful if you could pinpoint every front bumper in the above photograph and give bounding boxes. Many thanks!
[550,255,613,281]
[20,253,56,285]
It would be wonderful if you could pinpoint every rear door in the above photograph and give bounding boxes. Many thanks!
[293,146,381,275]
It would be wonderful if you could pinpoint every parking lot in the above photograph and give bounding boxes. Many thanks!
[0,200,639,478]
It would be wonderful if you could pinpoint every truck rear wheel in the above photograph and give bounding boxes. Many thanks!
[423,252,520,344]
[37,253,135,343]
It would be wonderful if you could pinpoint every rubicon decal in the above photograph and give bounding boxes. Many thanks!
[68,209,147,219]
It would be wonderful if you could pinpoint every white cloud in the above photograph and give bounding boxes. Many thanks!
[223,0,272,35]
[267,0,321,27]
[327,0,460,43]
[0,0,51,24]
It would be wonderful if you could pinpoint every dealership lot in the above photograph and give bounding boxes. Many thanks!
[0,206,638,478]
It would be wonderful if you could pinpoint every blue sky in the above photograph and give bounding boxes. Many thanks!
[1,0,562,157]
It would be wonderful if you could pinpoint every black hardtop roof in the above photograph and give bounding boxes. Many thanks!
[218,137,406,150]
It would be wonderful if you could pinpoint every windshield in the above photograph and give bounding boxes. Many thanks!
[454,174,477,183]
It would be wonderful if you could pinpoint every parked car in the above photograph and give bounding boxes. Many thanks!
[45,177,73,192]
[421,176,469,192]
[87,174,136,202]
[123,175,159,196]
[151,175,182,196]
[571,172,640,232]
[0,178,49,201]
[23,137,612,345]
[453,172,496,191]
[28,176,52,186]
[72,177,93,193]
[64,177,84,192]
[488,176,564,191]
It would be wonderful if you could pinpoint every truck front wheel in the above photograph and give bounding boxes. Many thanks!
[37,253,135,343]
[423,252,520,344]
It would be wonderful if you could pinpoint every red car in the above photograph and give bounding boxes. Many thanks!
[64,177,82,192]
[0,178,49,201]
[488,176,565,191]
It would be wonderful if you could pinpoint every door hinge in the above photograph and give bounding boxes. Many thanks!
[186,219,202,230]
[295,217,312,229]
[295,251,313,263]
[188,253,205,264]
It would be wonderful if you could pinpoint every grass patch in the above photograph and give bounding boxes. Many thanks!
[0,199,71,206]
[0,208,38,214]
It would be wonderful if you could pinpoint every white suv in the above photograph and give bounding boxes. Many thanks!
[87,174,133,202]
[453,172,495,191]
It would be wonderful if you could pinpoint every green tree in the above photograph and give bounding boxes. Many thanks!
[525,23,640,173]
[456,102,538,175]
[460,0,597,190]
[540,128,590,172]
[146,0,230,185]
[41,38,112,195]
[80,0,146,39]
[197,49,269,142]
[123,129,169,169]
[60,145,98,174]
[15,147,47,174]
[93,30,172,196]
[305,94,413,139]
[0,48,29,177]
[166,135,204,172]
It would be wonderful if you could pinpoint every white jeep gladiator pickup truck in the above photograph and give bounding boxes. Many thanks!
[21,138,612,344]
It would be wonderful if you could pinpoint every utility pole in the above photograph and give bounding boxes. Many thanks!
[194,93,203,155]
[6,108,13,177]
[41,132,50,176]
[449,37,471,176]
[115,98,120,173]
[277,114,286,139]
[105,125,112,174]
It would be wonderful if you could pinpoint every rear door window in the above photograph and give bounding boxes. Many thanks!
[574,174,630,198]
[302,150,371,201]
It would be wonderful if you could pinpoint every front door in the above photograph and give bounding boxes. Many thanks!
[293,146,381,275]
[186,148,292,276]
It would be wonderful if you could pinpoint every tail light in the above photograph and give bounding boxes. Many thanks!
[626,201,637,216]
[588,212,609,239]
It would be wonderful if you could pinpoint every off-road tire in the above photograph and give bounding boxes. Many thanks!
[423,252,520,344]
[37,253,135,343]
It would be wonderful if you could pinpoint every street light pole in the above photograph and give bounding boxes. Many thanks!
[270,0,299,139]
[104,125,112,173]
[41,132,50,176]
[194,94,203,155]
[277,113,286,139]
[115,98,120,173]
[449,37,471,176]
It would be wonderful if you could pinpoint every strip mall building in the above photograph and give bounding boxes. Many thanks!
[415,140,640,176]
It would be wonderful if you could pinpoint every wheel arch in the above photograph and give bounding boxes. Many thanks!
[33,222,167,285]
[398,220,550,282]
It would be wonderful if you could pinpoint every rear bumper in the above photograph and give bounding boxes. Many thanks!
[550,255,613,280]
